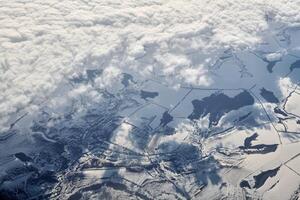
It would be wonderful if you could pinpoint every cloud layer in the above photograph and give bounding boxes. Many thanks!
[1,0,300,131]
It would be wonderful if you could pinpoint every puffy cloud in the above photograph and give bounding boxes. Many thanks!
[1,0,300,131]
[265,50,287,62]
[278,77,296,97]
[179,67,211,86]
[94,67,121,89]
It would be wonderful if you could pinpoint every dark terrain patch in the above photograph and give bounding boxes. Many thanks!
[253,167,280,189]
[239,180,251,189]
[121,73,135,87]
[160,111,173,127]
[140,90,159,100]
[274,107,288,117]
[239,133,278,154]
[188,91,255,127]
[266,61,277,73]
[240,166,280,189]
[290,60,300,72]
[260,88,279,104]
[243,133,258,148]
[242,144,278,154]
[86,69,103,83]
[14,152,33,162]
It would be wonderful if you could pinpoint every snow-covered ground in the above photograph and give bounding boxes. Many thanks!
[1,0,300,200]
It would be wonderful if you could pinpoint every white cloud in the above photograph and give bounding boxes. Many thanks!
[179,66,211,86]
[1,0,300,131]
[265,50,287,62]
[278,77,296,97]
[94,66,121,89]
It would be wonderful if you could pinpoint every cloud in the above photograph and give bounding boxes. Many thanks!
[1,0,300,131]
